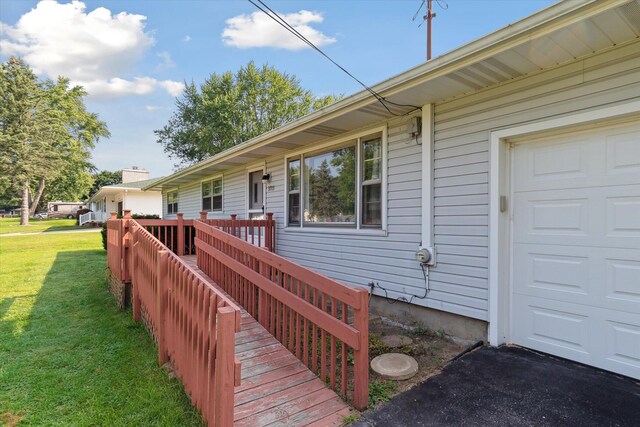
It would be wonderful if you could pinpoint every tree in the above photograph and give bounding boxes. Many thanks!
[0,58,109,224]
[156,62,340,168]
[41,159,95,205]
[88,170,121,197]
[308,159,339,221]
[331,147,356,217]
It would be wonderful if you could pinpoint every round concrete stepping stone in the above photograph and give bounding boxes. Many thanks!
[381,334,414,348]
[371,353,419,380]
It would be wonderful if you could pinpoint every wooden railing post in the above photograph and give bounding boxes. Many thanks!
[352,289,369,411]
[110,212,118,220]
[156,250,169,365]
[213,306,236,427]
[177,213,185,256]
[131,227,141,322]
[266,212,274,252]
[230,214,237,238]
[200,211,207,221]
[122,210,132,282]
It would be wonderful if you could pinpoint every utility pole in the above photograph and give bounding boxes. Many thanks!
[425,0,435,60]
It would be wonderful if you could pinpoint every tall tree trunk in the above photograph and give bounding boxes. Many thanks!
[20,180,30,226]
[30,176,45,217]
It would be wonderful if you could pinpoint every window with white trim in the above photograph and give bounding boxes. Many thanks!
[167,190,178,214]
[287,159,301,225]
[361,137,382,226]
[202,177,222,212]
[287,133,384,229]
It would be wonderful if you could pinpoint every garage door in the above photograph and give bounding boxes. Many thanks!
[511,120,640,380]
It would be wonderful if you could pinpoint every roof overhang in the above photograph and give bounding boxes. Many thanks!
[87,186,142,204]
[146,0,640,191]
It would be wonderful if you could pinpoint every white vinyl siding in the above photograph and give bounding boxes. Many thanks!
[162,119,430,313]
[429,39,640,321]
[159,40,639,322]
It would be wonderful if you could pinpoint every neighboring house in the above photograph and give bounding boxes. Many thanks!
[145,0,640,380]
[85,168,163,224]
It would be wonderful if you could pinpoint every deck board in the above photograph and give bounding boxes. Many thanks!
[180,255,353,426]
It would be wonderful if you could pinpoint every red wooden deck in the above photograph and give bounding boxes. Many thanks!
[181,256,353,426]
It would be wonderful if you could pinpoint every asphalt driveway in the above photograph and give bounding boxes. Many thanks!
[354,346,640,426]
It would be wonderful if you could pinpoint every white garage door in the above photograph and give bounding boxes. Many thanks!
[511,120,640,380]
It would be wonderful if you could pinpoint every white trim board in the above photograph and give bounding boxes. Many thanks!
[488,100,640,346]
[421,104,434,251]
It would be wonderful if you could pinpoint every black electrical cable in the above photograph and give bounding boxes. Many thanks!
[368,263,430,306]
[248,0,423,116]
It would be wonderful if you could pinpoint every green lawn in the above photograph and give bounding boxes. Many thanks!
[0,218,85,235]
[0,231,202,426]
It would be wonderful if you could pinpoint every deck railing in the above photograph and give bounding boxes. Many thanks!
[136,214,196,256]
[199,211,276,252]
[130,219,241,427]
[194,220,369,410]
[106,216,126,282]
[79,211,95,226]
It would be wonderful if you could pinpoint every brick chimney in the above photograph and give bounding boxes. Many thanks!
[121,166,149,183]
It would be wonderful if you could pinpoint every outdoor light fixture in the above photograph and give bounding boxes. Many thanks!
[261,173,271,184]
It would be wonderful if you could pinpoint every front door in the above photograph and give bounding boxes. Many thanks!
[248,170,264,219]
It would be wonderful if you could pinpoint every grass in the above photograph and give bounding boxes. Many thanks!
[340,412,360,425]
[0,218,85,235]
[0,231,202,426]
[368,379,397,407]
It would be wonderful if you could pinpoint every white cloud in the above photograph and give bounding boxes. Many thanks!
[78,77,184,99]
[155,51,176,71]
[183,35,191,42]
[145,105,162,111]
[159,80,185,97]
[0,1,181,98]
[81,77,157,98]
[222,10,335,50]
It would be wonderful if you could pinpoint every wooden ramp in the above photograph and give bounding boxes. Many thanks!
[181,256,353,426]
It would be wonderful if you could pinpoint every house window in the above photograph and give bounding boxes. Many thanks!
[304,145,356,225]
[362,137,382,226]
[202,177,222,212]
[167,190,178,214]
[288,159,300,225]
[287,133,384,229]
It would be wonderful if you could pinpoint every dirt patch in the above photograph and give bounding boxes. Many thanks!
[1,409,24,427]
[367,320,468,406]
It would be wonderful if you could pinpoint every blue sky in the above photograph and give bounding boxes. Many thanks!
[1,0,555,178]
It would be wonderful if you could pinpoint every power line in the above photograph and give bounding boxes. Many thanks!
[248,0,421,116]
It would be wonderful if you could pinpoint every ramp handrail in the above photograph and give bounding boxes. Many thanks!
[130,220,241,426]
[194,219,369,410]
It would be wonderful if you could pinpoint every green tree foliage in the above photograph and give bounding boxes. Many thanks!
[156,61,341,168]
[308,159,339,220]
[331,147,356,216]
[0,58,109,224]
[42,161,94,204]
[89,170,122,197]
